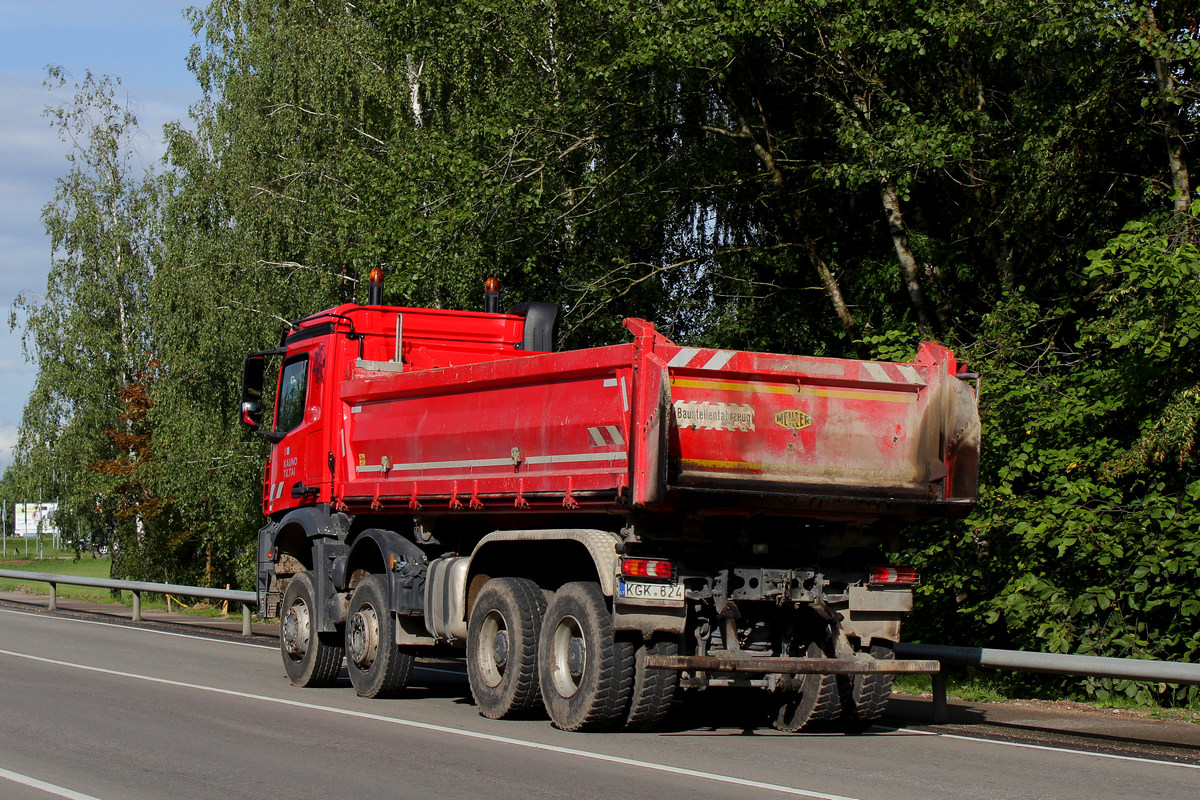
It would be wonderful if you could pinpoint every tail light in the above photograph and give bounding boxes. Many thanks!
[869,566,919,586]
[621,558,674,580]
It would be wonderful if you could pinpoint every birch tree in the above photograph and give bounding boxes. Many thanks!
[9,69,161,570]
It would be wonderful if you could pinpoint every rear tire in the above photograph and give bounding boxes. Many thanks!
[771,642,839,732]
[839,642,894,731]
[624,636,679,730]
[538,582,634,731]
[345,575,414,698]
[467,577,548,719]
[280,571,342,687]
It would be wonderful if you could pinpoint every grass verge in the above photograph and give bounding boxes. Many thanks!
[0,540,242,618]
[894,672,1200,724]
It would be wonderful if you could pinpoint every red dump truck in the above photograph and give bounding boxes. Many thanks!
[241,272,980,731]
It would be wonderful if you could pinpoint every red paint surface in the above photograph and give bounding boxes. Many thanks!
[262,307,978,522]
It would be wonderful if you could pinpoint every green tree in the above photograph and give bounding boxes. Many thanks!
[8,2,1190,697]
[9,68,163,575]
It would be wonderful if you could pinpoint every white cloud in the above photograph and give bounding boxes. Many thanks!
[0,422,18,472]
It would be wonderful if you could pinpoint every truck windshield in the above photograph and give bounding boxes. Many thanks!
[276,357,308,433]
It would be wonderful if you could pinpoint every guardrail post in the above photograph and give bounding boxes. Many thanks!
[132,590,142,622]
[932,669,949,724]
[48,582,57,611]
[242,603,252,637]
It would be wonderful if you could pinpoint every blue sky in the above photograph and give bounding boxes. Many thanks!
[0,1,201,470]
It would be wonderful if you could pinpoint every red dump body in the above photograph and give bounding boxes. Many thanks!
[264,304,979,523]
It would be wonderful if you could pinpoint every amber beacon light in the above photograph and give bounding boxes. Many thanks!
[484,276,500,313]
[367,267,385,305]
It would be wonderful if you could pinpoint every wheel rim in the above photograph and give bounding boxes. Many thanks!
[478,610,509,688]
[282,598,310,658]
[549,614,586,699]
[347,601,380,669]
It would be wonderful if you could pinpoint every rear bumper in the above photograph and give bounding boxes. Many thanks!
[643,654,940,675]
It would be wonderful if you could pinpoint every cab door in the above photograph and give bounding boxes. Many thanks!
[266,339,331,515]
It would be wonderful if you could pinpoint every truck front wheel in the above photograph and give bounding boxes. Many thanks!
[466,577,548,719]
[280,571,343,687]
[345,575,414,698]
[538,582,634,731]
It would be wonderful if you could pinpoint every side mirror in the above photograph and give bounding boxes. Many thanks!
[240,356,265,429]
[240,347,285,430]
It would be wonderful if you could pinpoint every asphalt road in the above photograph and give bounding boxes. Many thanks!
[1,606,1197,800]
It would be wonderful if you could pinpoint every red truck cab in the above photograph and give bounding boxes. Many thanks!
[242,299,557,517]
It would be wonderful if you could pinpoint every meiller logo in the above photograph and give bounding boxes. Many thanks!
[774,409,813,430]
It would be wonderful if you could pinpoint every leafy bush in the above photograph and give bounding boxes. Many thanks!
[901,206,1200,708]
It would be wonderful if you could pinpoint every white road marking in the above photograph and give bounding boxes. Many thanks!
[0,607,466,675]
[0,648,861,800]
[0,607,273,649]
[907,727,1200,770]
[0,766,103,800]
[4,609,1195,773]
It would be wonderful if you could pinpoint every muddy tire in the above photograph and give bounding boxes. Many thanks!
[624,636,679,730]
[345,575,414,698]
[839,643,894,731]
[771,642,839,732]
[538,582,634,731]
[467,577,548,719]
[280,571,343,687]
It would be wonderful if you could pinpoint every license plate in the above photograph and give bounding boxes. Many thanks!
[617,580,684,601]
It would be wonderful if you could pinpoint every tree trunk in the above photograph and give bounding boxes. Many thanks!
[880,178,934,335]
[801,232,859,341]
[720,90,862,349]
[1146,7,1192,214]
[405,54,424,127]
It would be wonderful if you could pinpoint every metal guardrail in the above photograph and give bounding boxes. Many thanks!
[0,568,257,636]
[4,568,1199,725]
[896,642,1200,723]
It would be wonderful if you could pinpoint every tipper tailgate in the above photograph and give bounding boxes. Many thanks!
[658,340,979,509]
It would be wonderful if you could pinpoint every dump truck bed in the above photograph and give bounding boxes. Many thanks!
[331,317,978,521]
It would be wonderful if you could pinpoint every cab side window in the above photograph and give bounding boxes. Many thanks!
[276,357,308,434]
